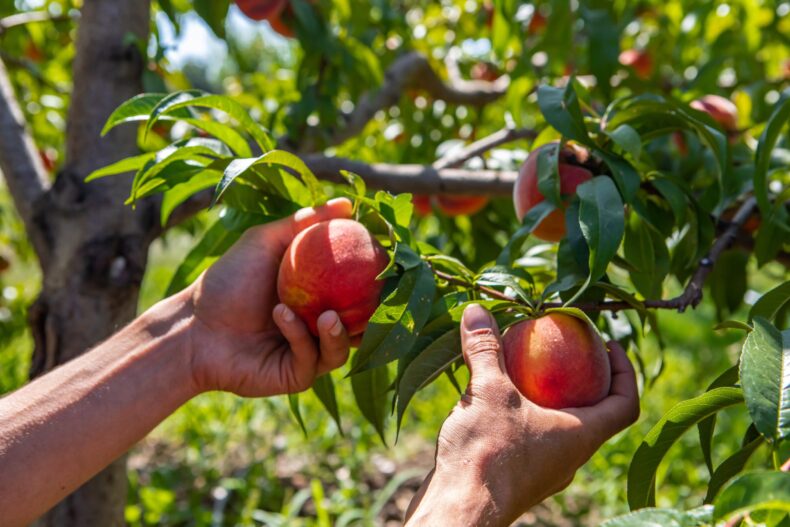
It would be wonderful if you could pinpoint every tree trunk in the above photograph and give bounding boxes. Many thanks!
[29,0,155,525]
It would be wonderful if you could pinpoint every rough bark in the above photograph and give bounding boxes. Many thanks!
[25,1,155,525]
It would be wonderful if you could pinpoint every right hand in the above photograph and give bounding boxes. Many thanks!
[406,304,640,526]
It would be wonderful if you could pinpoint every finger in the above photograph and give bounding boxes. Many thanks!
[255,198,353,255]
[315,310,351,375]
[460,304,507,392]
[273,304,320,391]
[574,341,640,441]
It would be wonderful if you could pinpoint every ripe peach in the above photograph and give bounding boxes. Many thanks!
[412,195,433,217]
[435,195,489,216]
[236,0,288,21]
[690,95,738,132]
[277,219,389,337]
[618,49,653,79]
[513,142,593,242]
[470,62,501,82]
[528,10,547,34]
[503,313,611,409]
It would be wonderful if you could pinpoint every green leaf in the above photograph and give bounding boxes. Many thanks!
[312,374,342,434]
[85,152,154,182]
[601,506,712,527]
[395,328,461,431]
[698,364,742,474]
[709,250,749,320]
[749,281,790,324]
[350,263,436,374]
[181,118,252,157]
[101,93,186,135]
[193,0,229,38]
[714,320,753,333]
[214,150,324,207]
[713,471,790,522]
[287,393,307,436]
[650,176,688,227]
[536,145,562,207]
[627,387,744,510]
[160,171,220,226]
[350,364,390,444]
[165,218,240,296]
[571,177,624,302]
[704,435,765,504]
[606,124,642,161]
[754,97,790,227]
[496,200,556,265]
[476,265,533,305]
[537,83,592,146]
[145,91,274,152]
[739,318,790,443]
[582,8,619,101]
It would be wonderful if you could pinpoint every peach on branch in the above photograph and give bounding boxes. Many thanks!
[412,195,433,217]
[690,95,738,133]
[513,142,593,242]
[503,312,611,409]
[277,219,389,337]
[618,49,653,79]
[435,195,489,216]
[235,0,288,21]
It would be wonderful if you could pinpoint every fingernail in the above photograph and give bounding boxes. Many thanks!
[463,303,492,331]
[329,313,343,337]
[293,207,315,222]
[279,304,295,322]
[327,197,350,207]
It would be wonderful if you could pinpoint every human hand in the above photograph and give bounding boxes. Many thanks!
[186,198,355,397]
[405,304,640,526]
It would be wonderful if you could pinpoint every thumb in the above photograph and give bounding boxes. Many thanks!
[460,304,507,391]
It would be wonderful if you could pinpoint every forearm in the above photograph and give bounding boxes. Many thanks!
[0,289,199,526]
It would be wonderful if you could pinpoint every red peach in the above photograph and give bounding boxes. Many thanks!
[503,313,611,409]
[236,0,288,21]
[690,95,738,133]
[277,219,389,337]
[470,62,501,82]
[513,142,593,242]
[618,49,653,79]
[435,195,489,216]
[412,195,433,217]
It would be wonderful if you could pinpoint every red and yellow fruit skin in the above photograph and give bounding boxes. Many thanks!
[618,49,653,79]
[690,95,738,133]
[435,195,489,216]
[236,0,288,21]
[503,313,611,409]
[277,219,389,337]
[513,142,593,242]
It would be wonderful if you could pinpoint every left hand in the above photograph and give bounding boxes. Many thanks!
[186,198,355,397]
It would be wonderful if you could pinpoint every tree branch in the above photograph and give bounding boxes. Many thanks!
[292,51,510,152]
[433,127,536,170]
[433,197,759,314]
[302,153,517,195]
[0,11,73,34]
[0,58,49,236]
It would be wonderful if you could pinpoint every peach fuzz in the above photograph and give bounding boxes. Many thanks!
[503,313,611,409]
[277,219,389,337]
[513,142,593,242]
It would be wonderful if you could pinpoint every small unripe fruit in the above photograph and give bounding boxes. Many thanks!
[618,49,653,79]
[235,0,288,21]
[690,95,738,133]
[436,195,489,216]
[277,219,389,337]
[513,142,593,242]
[503,313,611,409]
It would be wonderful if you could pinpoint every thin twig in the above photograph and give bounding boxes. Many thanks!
[430,197,759,314]
[0,11,74,35]
[433,127,536,170]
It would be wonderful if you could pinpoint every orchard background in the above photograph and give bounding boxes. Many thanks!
[0,0,789,526]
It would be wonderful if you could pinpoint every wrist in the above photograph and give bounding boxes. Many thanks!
[134,286,201,399]
[406,468,505,527]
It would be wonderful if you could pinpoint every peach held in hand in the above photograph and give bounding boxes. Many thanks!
[277,219,389,337]
[503,312,611,409]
